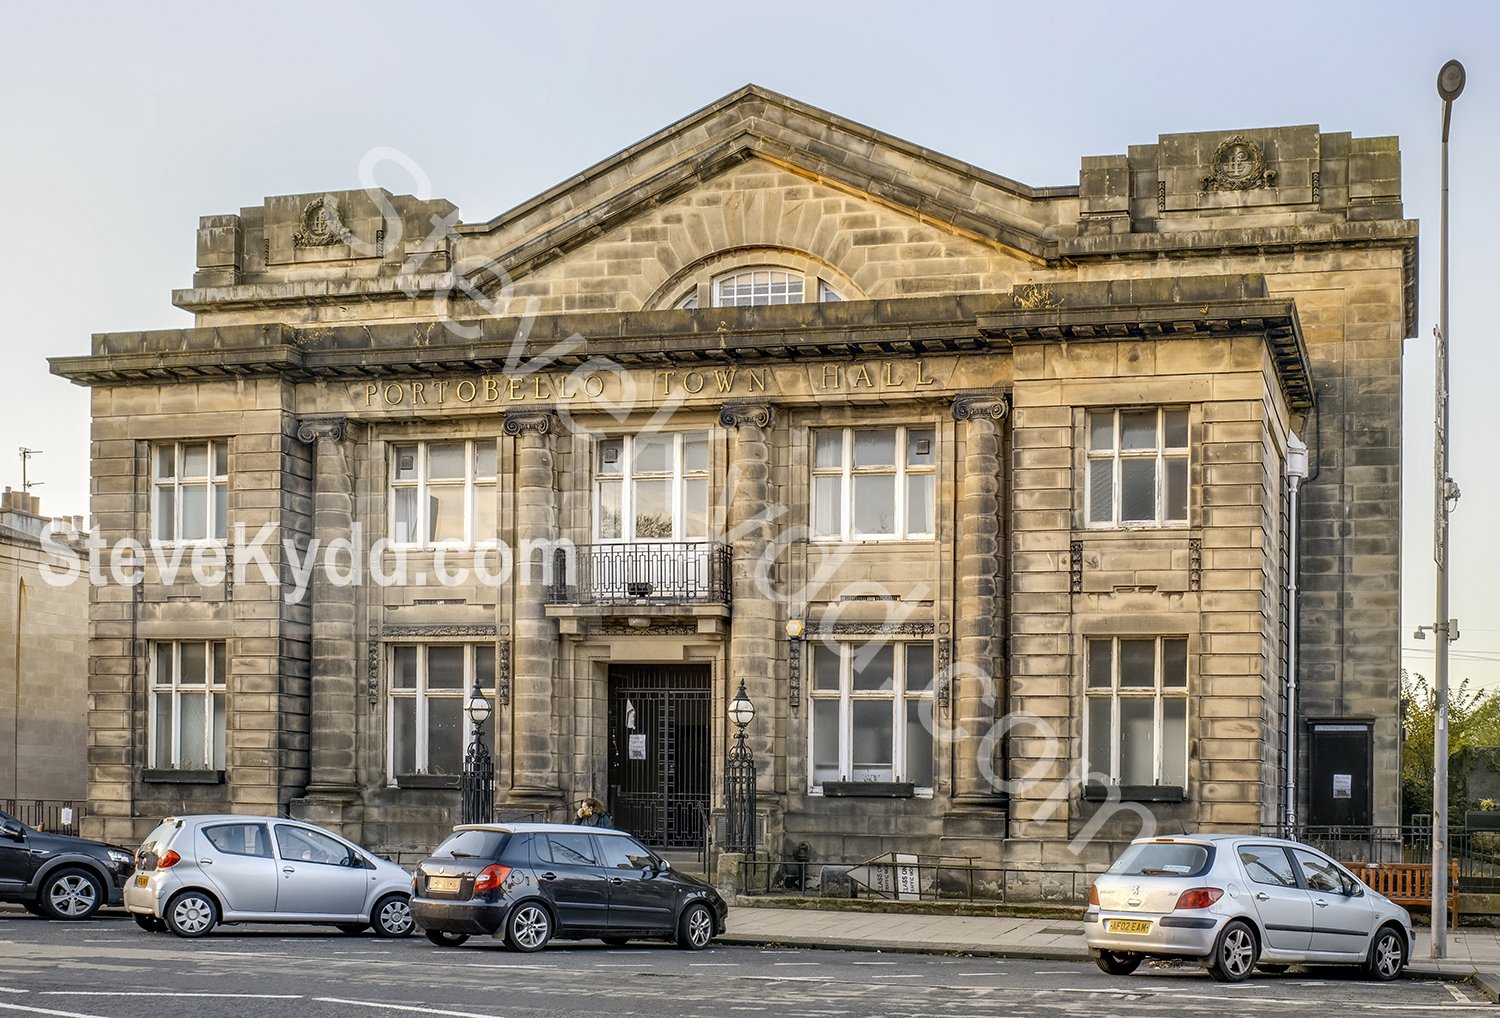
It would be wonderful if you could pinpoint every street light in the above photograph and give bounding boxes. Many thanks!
[460,681,495,825]
[1430,57,1465,960]
[724,680,757,854]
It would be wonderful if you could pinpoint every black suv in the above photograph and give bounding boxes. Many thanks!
[0,810,134,919]
[411,823,727,951]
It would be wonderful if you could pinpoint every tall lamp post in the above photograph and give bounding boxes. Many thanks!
[1429,57,1466,960]
[460,681,495,825]
[724,680,757,854]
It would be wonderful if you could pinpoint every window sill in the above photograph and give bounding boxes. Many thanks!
[395,774,461,790]
[142,769,225,785]
[820,781,916,798]
[1082,783,1185,803]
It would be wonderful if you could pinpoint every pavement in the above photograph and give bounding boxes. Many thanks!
[721,902,1500,989]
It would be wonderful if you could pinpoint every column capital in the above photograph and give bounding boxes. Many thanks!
[296,416,350,443]
[952,393,1011,423]
[503,410,556,436]
[719,403,775,429]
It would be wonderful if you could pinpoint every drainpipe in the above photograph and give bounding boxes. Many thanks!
[1284,434,1309,829]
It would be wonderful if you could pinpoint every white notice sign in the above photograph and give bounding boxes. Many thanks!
[1333,773,1353,799]
[628,734,647,760]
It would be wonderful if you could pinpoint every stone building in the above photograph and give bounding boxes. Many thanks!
[0,488,88,808]
[52,87,1415,874]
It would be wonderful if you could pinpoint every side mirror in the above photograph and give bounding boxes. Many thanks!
[658,858,671,872]
[0,821,24,842]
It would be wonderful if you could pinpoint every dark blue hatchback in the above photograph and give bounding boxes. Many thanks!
[411,823,727,951]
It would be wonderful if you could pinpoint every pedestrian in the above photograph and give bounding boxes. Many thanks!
[575,797,612,829]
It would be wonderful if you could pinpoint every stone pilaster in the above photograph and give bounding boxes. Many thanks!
[289,417,361,836]
[504,410,561,804]
[950,394,1008,804]
[720,403,779,794]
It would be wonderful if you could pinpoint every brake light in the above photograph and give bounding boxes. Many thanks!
[158,849,181,869]
[473,865,511,893]
[1174,887,1223,910]
[1089,883,1099,906]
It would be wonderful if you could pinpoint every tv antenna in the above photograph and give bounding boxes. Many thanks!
[19,447,43,494]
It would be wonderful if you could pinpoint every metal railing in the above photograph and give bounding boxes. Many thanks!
[547,542,731,606]
[2,799,83,836]
[1261,824,1500,892]
[739,854,1093,905]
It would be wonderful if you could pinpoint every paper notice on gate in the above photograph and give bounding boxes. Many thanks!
[629,733,647,760]
[1333,773,1352,799]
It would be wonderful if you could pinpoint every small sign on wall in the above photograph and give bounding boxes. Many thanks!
[628,733,647,761]
[1333,773,1353,799]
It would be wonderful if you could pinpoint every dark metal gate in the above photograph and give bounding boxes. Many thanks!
[607,664,711,849]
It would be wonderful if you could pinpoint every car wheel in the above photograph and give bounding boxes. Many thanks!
[1207,919,1258,983]
[133,914,166,933]
[1094,950,1142,975]
[504,902,553,952]
[164,890,219,938]
[676,902,715,951]
[336,923,368,935]
[424,929,470,947]
[40,868,104,920]
[371,894,414,938]
[1366,924,1406,982]
[601,936,632,946]
[1256,963,1291,974]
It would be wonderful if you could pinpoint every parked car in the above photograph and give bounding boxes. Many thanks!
[0,809,134,920]
[410,823,727,951]
[124,814,414,939]
[1086,834,1414,982]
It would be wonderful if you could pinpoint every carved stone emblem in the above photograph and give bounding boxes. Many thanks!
[1203,136,1276,192]
[293,195,352,247]
[718,403,775,429]
[502,410,555,437]
[952,393,1011,423]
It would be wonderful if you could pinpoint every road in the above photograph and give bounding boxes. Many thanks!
[0,912,1488,1018]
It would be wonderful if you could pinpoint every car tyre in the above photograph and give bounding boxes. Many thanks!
[601,936,632,946]
[336,923,368,935]
[164,890,219,938]
[424,929,470,947]
[1094,950,1142,975]
[133,914,166,933]
[1366,924,1406,982]
[676,902,715,951]
[504,902,553,952]
[371,894,414,938]
[1256,963,1290,974]
[39,868,104,920]
[1207,919,1258,983]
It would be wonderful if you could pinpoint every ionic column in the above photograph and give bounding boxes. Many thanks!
[720,403,779,792]
[504,410,560,803]
[951,394,1009,802]
[293,417,360,828]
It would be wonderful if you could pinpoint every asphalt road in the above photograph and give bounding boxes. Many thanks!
[0,911,1489,1018]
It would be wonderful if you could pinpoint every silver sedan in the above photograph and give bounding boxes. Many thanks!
[1085,834,1414,981]
[124,814,414,939]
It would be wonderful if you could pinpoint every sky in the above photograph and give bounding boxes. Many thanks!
[1,1,1496,686]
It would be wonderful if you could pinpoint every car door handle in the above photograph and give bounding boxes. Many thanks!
[282,866,296,874]
[1255,892,1269,901]
[540,872,556,881]
[610,877,623,886]
[200,859,213,866]
[1315,899,1329,907]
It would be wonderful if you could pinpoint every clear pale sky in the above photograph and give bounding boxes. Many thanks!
[1,1,1495,685]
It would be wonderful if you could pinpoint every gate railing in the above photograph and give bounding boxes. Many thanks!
[2,799,83,836]
[739,854,1092,904]
[1259,823,1500,891]
[547,542,731,605]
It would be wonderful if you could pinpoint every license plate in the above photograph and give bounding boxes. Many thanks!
[134,874,148,888]
[428,876,461,893]
[1106,919,1152,934]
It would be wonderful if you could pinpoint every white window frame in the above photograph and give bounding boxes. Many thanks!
[811,426,936,542]
[1085,407,1190,528]
[593,432,709,543]
[388,439,497,547]
[387,643,496,781]
[147,640,227,770]
[712,267,805,307]
[152,441,229,544]
[1082,636,1189,788]
[807,640,934,792]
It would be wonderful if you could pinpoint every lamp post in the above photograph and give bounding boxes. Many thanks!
[1430,57,1466,960]
[724,680,757,854]
[460,680,495,825]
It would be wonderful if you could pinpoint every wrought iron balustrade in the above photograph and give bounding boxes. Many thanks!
[547,542,731,606]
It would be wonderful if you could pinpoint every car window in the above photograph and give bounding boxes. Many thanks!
[1292,848,1355,895]
[203,823,273,859]
[275,825,355,866]
[597,835,657,871]
[1107,842,1211,878]
[433,829,511,860]
[1239,845,1298,887]
[543,833,599,866]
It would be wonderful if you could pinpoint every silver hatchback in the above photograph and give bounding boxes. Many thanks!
[1086,834,1414,982]
[124,815,414,939]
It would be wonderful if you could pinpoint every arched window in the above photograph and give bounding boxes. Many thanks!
[714,268,804,307]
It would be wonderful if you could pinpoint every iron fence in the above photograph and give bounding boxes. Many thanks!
[1262,824,1500,891]
[2,799,83,836]
[739,854,1093,905]
[547,542,731,606]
